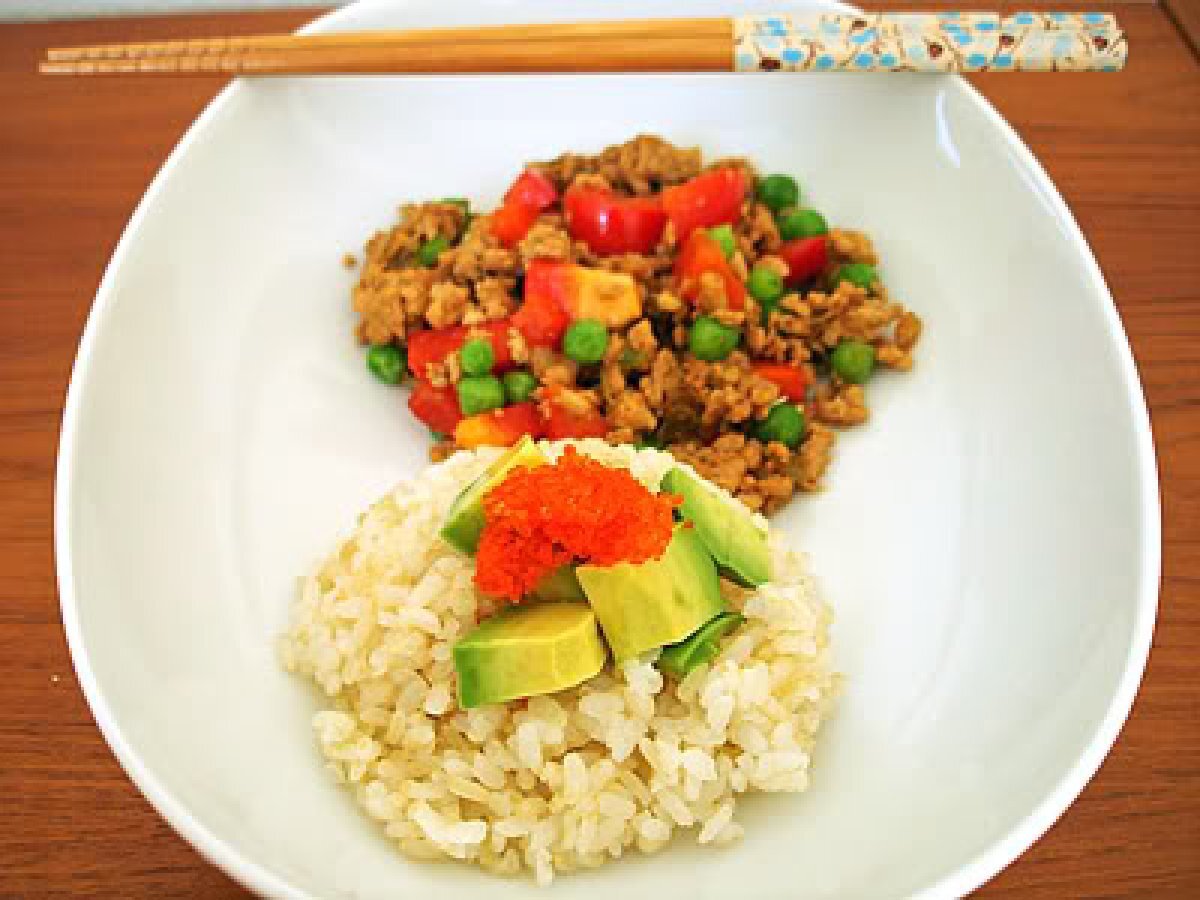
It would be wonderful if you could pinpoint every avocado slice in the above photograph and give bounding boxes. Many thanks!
[660,467,771,587]
[530,565,586,603]
[658,612,745,679]
[440,435,547,554]
[453,602,607,708]
[577,524,724,663]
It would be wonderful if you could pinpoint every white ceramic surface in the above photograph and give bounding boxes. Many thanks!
[55,1,1160,897]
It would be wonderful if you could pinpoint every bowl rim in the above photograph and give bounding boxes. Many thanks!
[53,2,1162,897]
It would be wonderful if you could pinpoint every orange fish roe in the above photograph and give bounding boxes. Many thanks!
[475,447,679,601]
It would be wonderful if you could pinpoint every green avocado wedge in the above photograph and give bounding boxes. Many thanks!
[660,467,771,587]
[530,565,586,603]
[453,602,607,708]
[577,524,724,663]
[658,611,745,679]
[440,435,546,554]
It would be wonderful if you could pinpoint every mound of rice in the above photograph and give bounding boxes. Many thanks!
[280,440,838,884]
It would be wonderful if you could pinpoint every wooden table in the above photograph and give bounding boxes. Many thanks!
[1,4,1197,897]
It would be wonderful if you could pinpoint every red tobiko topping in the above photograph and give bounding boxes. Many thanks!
[474,447,678,601]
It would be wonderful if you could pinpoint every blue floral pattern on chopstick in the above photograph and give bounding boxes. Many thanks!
[733,12,1127,72]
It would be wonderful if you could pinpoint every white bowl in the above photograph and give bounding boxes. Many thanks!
[55,0,1160,897]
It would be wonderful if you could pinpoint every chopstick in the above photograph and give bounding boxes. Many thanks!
[43,18,731,61]
[40,12,1128,76]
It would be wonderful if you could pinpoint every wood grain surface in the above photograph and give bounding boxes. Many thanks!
[1,4,1197,898]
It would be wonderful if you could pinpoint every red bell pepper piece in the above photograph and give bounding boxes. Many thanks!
[407,321,514,379]
[489,203,541,249]
[408,381,462,434]
[454,402,542,449]
[752,362,815,403]
[778,237,829,287]
[674,230,746,310]
[542,406,610,440]
[563,185,667,255]
[505,168,557,209]
[512,260,574,348]
[512,260,642,347]
[539,386,610,440]
[489,169,558,248]
[661,168,748,242]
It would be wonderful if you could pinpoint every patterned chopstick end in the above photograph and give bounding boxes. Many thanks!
[733,12,1127,72]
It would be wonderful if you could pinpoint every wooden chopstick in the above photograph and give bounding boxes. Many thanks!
[39,13,1128,76]
[40,36,731,75]
[44,18,730,62]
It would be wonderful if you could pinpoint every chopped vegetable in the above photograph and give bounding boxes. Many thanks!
[661,466,771,586]
[442,197,471,216]
[407,380,463,434]
[675,229,747,310]
[511,261,573,348]
[562,267,641,327]
[778,236,829,286]
[831,339,876,383]
[778,207,828,240]
[658,612,745,678]
[539,387,610,440]
[753,403,806,449]
[689,316,740,362]
[407,321,513,378]
[708,224,737,260]
[459,337,495,376]
[578,525,724,663]
[366,344,406,384]
[513,261,639,348]
[441,435,547,553]
[542,405,609,440]
[502,369,538,404]
[454,602,607,708]
[454,402,541,449]
[756,173,800,212]
[747,265,784,313]
[416,235,450,268]
[563,319,609,364]
[661,168,748,241]
[457,374,506,416]
[474,446,678,600]
[751,361,813,402]
[489,169,558,248]
[531,565,587,603]
[563,185,667,255]
[831,262,878,292]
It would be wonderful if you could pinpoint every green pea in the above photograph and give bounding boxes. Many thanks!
[778,208,828,240]
[708,224,737,260]
[366,344,406,385]
[756,174,800,213]
[562,319,609,364]
[831,339,876,384]
[456,375,505,416]
[459,337,494,376]
[416,235,450,268]
[747,265,784,308]
[689,316,740,362]
[753,403,806,449]
[831,262,877,291]
[430,430,447,441]
[635,434,665,450]
[502,369,538,404]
